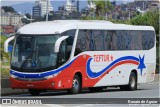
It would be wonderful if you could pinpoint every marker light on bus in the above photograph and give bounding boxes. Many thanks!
[10,74,17,78]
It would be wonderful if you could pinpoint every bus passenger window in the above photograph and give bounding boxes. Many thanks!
[109,31,117,50]
[92,30,103,51]
[58,41,67,66]
[74,30,91,56]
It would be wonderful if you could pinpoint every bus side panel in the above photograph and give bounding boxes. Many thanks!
[80,51,140,87]
[111,64,136,86]
[145,47,156,83]
[75,48,156,87]
[138,48,156,83]
[94,62,138,87]
[146,64,156,82]
[66,54,94,88]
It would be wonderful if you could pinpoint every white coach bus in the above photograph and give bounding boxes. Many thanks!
[4,20,156,95]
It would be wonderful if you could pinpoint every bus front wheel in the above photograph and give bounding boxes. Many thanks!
[68,74,81,94]
[29,89,41,96]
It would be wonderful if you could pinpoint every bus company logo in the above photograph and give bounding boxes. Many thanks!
[94,54,114,62]
[2,99,11,104]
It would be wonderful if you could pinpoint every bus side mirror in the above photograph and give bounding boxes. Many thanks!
[4,36,15,53]
[54,36,69,53]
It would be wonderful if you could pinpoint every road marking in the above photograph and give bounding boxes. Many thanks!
[45,104,68,107]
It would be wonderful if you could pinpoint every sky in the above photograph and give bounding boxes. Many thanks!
[1,0,135,6]
[0,0,136,13]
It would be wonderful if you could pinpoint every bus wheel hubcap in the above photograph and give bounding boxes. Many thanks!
[131,76,135,88]
[73,79,79,91]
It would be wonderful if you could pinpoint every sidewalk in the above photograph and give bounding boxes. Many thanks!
[1,78,28,96]
[1,88,28,96]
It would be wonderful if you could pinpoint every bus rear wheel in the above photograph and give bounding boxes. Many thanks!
[127,72,137,91]
[68,74,81,94]
[29,89,41,96]
[121,72,137,91]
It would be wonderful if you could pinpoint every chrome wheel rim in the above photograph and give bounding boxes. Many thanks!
[131,76,135,88]
[73,79,79,91]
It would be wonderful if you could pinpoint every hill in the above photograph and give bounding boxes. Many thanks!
[12,2,34,14]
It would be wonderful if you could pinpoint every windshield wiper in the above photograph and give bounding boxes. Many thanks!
[20,52,42,72]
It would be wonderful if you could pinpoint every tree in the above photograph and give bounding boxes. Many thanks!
[92,0,113,17]
[33,16,44,22]
[25,13,31,19]
[130,11,159,35]
[2,6,17,13]
[21,18,30,24]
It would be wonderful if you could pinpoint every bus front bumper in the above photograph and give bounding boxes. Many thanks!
[10,77,67,90]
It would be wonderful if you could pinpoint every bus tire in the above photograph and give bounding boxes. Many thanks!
[88,87,103,92]
[29,89,41,96]
[68,74,81,94]
[126,72,137,91]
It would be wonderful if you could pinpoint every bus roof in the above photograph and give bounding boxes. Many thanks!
[18,20,155,34]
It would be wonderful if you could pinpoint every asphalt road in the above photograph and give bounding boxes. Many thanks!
[1,81,159,106]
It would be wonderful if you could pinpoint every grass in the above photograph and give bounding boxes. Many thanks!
[1,35,10,62]
[0,35,10,78]
[1,68,10,78]
[1,62,10,78]
[1,62,10,66]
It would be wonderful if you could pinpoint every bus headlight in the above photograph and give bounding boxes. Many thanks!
[10,74,17,78]
[44,73,59,79]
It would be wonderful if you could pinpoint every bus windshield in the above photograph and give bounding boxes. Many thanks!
[11,34,60,72]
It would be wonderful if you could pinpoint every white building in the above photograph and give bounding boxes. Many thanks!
[1,13,23,26]
[11,14,23,26]
[33,0,54,17]
[65,0,77,13]
[1,13,10,25]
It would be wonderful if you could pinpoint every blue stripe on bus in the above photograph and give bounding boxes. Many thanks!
[10,58,76,78]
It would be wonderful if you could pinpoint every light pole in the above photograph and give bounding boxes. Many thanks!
[46,0,49,21]
[128,8,131,20]
[31,9,33,23]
